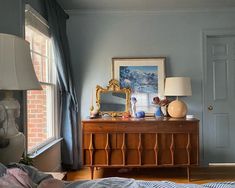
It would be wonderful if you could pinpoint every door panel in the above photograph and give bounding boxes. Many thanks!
[204,36,235,163]
[213,60,227,100]
[212,43,228,56]
[215,114,229,148]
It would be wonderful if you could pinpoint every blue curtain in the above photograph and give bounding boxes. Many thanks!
[44,0,80,169]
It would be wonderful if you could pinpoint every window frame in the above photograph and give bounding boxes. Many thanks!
[25,4,59,155]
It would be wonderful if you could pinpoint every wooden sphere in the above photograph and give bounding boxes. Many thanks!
[167,100,187,118]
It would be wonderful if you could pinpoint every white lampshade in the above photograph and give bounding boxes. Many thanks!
[164,77,192,96]
[0,33,42,90]
[164,77,192,118]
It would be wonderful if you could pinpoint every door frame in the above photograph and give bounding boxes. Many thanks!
[202,28,235,165]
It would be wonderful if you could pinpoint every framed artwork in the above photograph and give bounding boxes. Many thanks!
[112,57,165,115]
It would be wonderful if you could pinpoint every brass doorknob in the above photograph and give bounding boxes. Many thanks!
[208,105,213,111]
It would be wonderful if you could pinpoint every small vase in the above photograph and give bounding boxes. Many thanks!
[161,106,167,116]
[131,103,136,117]
[131,97,137,118]
[155,106,163,117]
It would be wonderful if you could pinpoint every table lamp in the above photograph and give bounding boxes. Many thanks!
[164,77,192,118]
[0,33,42,164]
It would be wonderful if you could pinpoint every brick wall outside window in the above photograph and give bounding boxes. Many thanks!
[27,89,47,151]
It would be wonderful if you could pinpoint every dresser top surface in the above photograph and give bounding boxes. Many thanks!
[82,117,199,123]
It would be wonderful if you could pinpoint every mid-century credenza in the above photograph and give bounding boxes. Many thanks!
[82,117,199,180]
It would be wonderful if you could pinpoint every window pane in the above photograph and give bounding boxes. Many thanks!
[42,56,49,83]
[31,53,49,83]
[32,29,48,55]
[27,85,54,152]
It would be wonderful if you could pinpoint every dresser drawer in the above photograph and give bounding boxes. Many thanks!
[111,122,198,134]
[82,123,118,132]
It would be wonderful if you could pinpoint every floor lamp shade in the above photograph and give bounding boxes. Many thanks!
[164,77,192,118]
[0,33,42,90]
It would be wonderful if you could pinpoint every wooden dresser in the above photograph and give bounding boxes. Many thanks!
[82,117,199,180]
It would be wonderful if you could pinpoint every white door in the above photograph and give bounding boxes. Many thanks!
[204,36,235,163]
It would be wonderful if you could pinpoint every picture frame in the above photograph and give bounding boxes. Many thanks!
[112,57,166,116]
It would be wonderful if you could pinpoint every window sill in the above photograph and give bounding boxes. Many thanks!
[28,138,63,158]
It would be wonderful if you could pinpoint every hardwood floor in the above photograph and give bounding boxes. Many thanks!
[67,167,235,184]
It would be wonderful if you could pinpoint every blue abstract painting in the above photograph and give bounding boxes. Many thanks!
[119,66,158,93]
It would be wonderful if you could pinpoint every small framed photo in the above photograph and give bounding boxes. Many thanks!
[112,57,166,115]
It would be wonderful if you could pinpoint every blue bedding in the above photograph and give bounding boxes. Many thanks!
[66,177,235,188]
[1,163,235,188]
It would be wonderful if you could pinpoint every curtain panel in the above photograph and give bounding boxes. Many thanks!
[44,0,80,169]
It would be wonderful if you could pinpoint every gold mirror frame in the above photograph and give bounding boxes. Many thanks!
[96,79,131,117]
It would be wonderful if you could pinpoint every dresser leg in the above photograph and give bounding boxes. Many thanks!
[90,167,94,179]
[187,167,190,182]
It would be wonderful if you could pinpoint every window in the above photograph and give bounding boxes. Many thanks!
[25,5,57,153]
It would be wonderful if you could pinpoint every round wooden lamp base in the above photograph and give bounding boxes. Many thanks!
[167,99,187,118]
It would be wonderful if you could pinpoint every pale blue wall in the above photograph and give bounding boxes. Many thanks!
[0,0,25,37]
[67,10,235,120]
[67,10,235,164]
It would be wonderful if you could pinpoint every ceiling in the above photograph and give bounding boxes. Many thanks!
[57,0,235,11]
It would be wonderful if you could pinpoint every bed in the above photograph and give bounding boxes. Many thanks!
[0,163,235,188]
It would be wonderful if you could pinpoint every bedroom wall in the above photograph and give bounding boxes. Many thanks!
[0,0,24,37]
[66,9,235,164]
[0,0,61,172]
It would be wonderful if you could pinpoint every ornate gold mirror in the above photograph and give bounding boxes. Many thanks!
[96,79,131,117]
